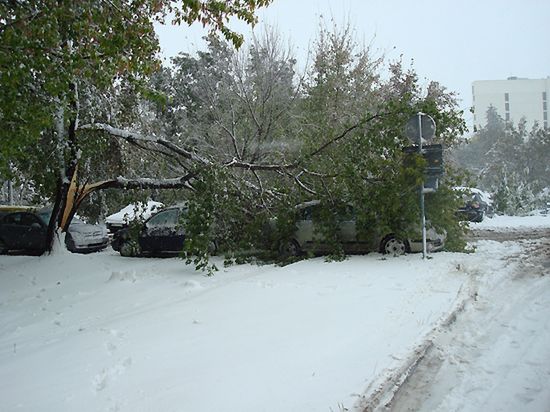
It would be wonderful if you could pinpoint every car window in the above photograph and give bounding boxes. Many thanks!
[146,209,180,228]
[20,213,39,227]
[2,212,42,227]
[298,206,315,221]
[2,213,21,225]
[339,205,355,221]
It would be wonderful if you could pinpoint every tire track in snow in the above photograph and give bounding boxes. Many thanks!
[385,236,550,412]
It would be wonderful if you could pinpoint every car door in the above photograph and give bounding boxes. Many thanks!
[337,205,359,252]
[141,209,181,253]
[1,212,47,251]
[162,209,185,252]
[0,213,23,249]
[294,205,316,249]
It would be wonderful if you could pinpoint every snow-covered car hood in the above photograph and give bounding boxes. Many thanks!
[68,219,108,237]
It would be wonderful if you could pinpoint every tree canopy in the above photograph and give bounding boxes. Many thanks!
[0,0,272,172]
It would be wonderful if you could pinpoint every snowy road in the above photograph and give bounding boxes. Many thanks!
[387,233,550,412]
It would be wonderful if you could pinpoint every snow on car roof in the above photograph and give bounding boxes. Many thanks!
[105,201,164,224]
[454,187,493,204]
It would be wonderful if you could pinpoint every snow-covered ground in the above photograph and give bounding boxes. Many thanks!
[472,211,549,230]
[0,215,548,411]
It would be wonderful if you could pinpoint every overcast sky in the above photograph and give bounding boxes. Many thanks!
[155,0,550,125]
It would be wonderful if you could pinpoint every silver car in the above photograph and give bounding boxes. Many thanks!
[278,201,445,257]
[37,210,109,253]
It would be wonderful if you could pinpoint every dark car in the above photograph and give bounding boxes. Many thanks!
[111,206,189,257]
[0,209,109,255]
[456,189,493,223]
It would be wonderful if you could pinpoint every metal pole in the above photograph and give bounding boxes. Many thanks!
[8,180,14,205]
[418,113,427,259]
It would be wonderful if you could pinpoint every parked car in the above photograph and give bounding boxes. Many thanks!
[0,208,109,255]
[456,187,494,223]
[112,205,195,257]
[105,201,164,237]
[275,201,446,257]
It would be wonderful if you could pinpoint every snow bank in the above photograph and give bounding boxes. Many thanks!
[472,213,549,230]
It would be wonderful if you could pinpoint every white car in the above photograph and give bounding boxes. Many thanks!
[36,210,109,253]
[0,208,109,255]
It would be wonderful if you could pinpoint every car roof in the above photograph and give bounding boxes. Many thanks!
[0,205,37,213]
[295,200,321,210]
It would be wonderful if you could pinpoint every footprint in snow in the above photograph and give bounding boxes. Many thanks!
[93,357,132,392]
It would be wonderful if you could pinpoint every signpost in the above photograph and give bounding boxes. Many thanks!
[404,113,439,259]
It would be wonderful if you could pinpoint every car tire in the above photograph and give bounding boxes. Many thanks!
[120,240,141,257]
[208,240,218,256]
[0,238,7,254]
[380,235,409,256]
[279,239,301,258]
[472,211,484,223]
[65,233,76,252]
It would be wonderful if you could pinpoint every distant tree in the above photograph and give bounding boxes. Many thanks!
[453,105,550,214]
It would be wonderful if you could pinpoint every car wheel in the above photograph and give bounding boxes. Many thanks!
[208,240,218,255]
[120,240,141,257]
[279,239,301,258]
[0,238,7,254]
[65,233,76,252]
[472,211,484,223]
[381,235,408,256]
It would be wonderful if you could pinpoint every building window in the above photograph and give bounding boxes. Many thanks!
[543,92,547,101]
[544,101,547,111]
[506,113,510,121]
[505,102,510,111]
[505,92,509,101]
[544,112,548,121]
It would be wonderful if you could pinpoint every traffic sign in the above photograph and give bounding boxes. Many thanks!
[405,113,436,144]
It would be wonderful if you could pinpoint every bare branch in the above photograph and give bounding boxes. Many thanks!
[292,172,317,195]
[307,112,386,159]
[223,157,297,171]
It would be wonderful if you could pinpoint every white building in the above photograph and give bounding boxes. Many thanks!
[472,77,550,131]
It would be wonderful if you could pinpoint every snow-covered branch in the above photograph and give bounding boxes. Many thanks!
[80,123,211,165]
[89,176,195,191]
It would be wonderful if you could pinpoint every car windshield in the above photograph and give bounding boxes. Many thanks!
[36,209,87,225]
[146,208,180,228]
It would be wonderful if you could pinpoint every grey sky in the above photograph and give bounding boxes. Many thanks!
[156,0,550,126]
